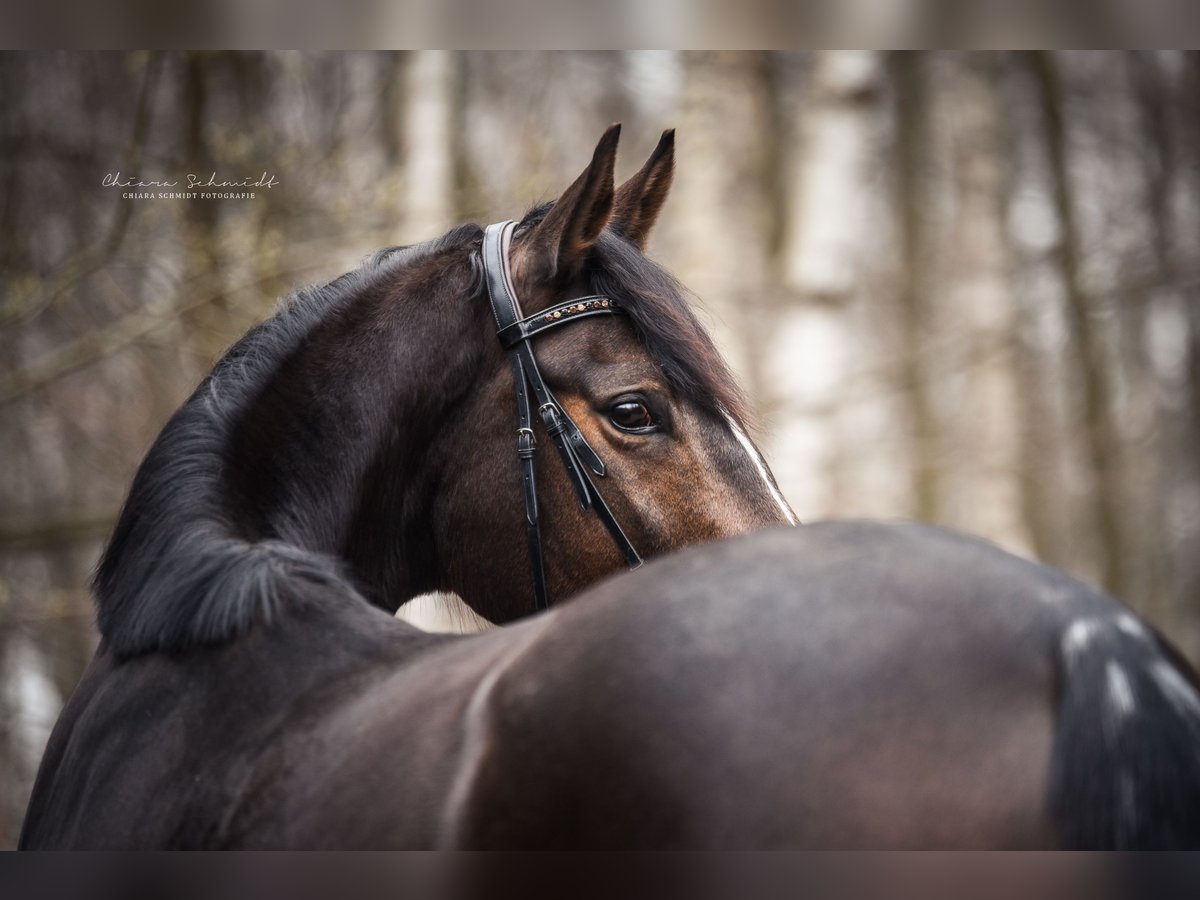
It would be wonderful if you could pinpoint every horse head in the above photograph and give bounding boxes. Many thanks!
[94,126,795,656]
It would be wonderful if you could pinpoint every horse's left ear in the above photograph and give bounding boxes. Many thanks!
[522,123,621,284]
[609,129,675,251]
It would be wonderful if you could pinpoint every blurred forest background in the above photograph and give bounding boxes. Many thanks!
[2,50,1200,844]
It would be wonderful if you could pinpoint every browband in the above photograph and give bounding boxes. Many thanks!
[497,296,625,349]
[482,220,642,612]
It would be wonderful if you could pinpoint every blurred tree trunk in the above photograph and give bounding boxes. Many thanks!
[403,51,455,239]
[674,51,775,405]
[1188,55,1200,448]
[378,52,407,168]
[179,52,230,371]
[1173,52,1200,658]
[774,52,882,516]
[891,51,941,522]
[940,53,1027,551]
[0,61,24,277]
[1021,50,1127,598]
[782,52,879,300]
[997,64,1061,570]
[1124,51,1181,631]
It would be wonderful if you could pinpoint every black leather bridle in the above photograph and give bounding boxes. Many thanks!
[482,220,642,612]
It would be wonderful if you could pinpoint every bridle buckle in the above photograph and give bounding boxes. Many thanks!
[483,220,643,613]
[538,401,566,435]
[516,427,536,458]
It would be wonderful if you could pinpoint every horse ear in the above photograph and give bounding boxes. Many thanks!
[523,123,621,283]
[610,129,675,251]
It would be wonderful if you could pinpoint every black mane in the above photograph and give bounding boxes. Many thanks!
[94,225,481,657]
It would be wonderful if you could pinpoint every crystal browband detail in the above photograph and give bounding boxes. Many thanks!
[542,298,615,322]
[496,293,626,350]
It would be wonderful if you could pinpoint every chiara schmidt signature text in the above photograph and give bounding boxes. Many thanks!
[102,172,279,190]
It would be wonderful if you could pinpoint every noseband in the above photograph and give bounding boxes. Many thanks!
[482,220,642,612]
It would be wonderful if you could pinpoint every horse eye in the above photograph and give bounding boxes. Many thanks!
[609,399,656,433]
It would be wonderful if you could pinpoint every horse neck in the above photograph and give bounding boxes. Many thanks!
[227,268,488,602]
[94,249,487,656]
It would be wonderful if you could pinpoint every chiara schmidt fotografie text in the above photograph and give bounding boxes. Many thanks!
[102,171,279,199]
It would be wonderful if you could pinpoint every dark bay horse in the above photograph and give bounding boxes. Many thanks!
[21,126,1199,849]
[20,127,794,846]
[90,124,794,655]
[23,523,1200,848]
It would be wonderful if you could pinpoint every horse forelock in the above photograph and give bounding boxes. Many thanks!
[588,231,752,431]
[514,203,751,431]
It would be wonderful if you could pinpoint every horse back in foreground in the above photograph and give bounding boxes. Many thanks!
[22,522,1200,848]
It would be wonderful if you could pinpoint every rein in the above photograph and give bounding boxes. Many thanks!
[482,220,642,612]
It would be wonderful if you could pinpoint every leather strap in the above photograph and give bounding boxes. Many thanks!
[483,222,548,610]
[482,221,643,612]
[497,296,626,350]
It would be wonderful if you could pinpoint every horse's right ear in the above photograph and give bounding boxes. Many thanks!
[610,129,675,251]
[520,124,621,284]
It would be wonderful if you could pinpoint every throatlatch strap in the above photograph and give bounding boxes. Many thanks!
[482,221,643,612]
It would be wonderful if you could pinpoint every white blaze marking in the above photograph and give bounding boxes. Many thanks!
[726,416,798,525]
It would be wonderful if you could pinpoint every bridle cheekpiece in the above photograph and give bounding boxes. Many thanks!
[482,220,643,612]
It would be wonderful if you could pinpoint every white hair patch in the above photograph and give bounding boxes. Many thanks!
[725,416,798,526]
[1115,613,1151,643]
[1106,661,1136,720]
[1062,618,1104,661]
